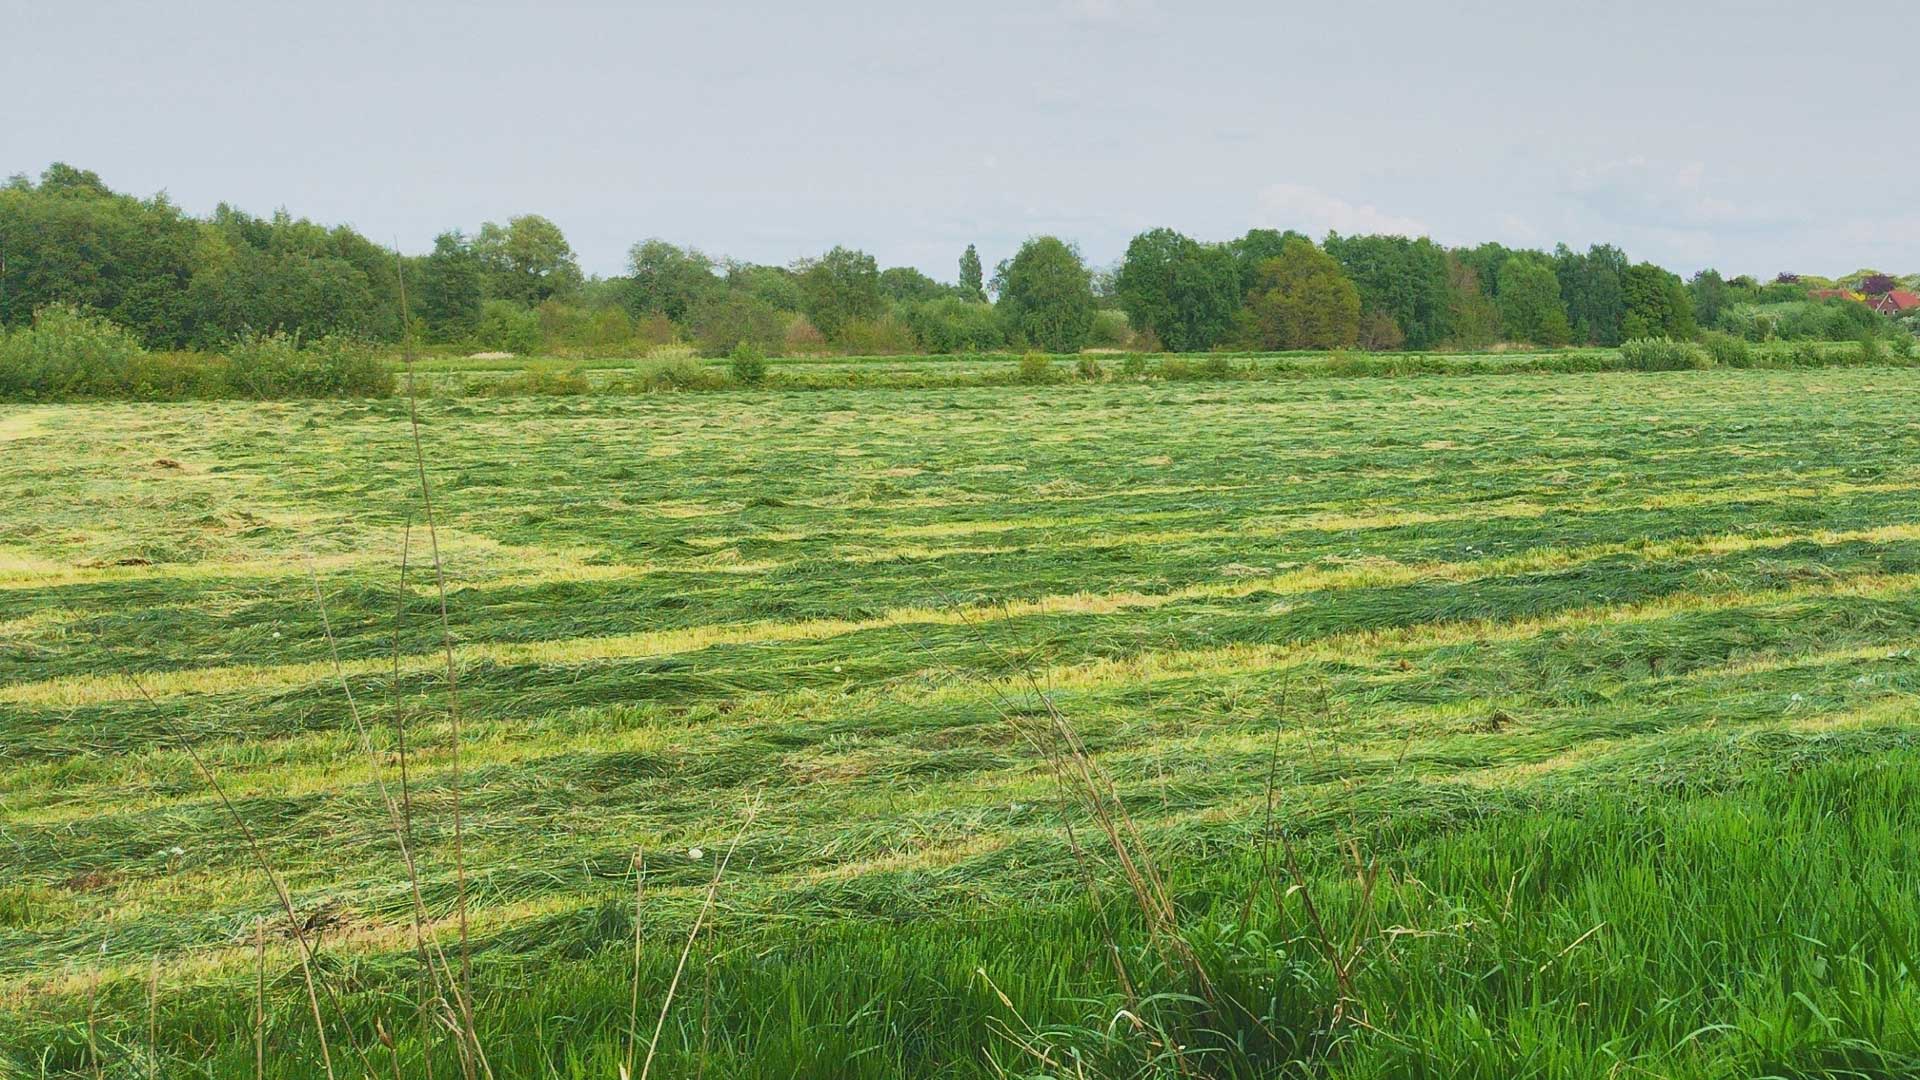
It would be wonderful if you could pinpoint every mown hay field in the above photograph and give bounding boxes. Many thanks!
[5,365,1920,1077]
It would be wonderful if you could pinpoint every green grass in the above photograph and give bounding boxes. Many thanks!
[422,340,1899,398]
[4,367,1920,1076]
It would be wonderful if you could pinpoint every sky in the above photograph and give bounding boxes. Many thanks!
[8,0,1917,282]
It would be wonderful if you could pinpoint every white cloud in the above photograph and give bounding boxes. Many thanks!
[1255,183,1430,238]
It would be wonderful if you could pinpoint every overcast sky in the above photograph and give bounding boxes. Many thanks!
[9,0,1916,282]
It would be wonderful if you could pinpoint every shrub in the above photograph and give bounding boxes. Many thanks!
[729,343,768,385]
[1120,353,1150,378]
[1857,333,1885,365]
[1893,333,1917,361]
[783,315,830,355]
[1159,357,1194,380]
[1790,340,1828,366]
[475,300,541,355]
[1322,349,1375,376]
[693,294,784,357]
[902,299,1004,354]
[1200,355,1235,379]
[473,366,590,397]
[634,314,678,348]
[0,304,160,400]
[1088,309,1133,349]
[1357,309,1406,351]
[223,332,394,399]
[1701,331,1752,368]
[1016,353,1055,385]
[1618,337,1709,371]
[836,315,917,355]
[619,356,726,392]
[1074,354,1104,381]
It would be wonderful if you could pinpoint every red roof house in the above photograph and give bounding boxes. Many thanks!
[1867,290,1920,315]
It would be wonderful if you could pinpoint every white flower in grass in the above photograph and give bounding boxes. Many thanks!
[687,847,705,861]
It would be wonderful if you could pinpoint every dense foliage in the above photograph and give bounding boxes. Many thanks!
[1,163,1913,369]
[0,304,391,400]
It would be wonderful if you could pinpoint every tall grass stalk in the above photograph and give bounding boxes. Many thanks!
[625,854,646,1080]
[253,920,265,1080]
[396,253,491,1080]
[127,679,340,1080]
[639,803,759,1080]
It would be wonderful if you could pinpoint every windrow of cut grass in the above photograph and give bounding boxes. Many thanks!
[5,367,1920,1076]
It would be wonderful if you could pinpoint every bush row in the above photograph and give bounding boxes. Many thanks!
[450,336,1920,399]
[0,306,394,402]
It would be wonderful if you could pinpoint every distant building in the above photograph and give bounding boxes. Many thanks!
[1866,290,1920,316]
[1807,287,1920,316]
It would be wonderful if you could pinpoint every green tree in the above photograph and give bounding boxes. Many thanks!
[417,231,484,341]
[1228,228,1311,294]
[796,246,884,341]
[1621,262,1697,340]
[1689,269,1731,328]
[1444,254,1501,349]
[958,244,986,302]
[1323,233,1452,349]
[624,240,719,322]
[1554,244,1628,345]
[1241,237,1361,350]
[474,215,582,305]
[725,262,802,311]
[902,298,1004,353]
[1455,242,1514,299]
[690,292,785,356]
[994,236,1096,353]
[879,266,950,304]
[473,299,541,354]
[1497,254,1573,346]
[184,245,382,347]
[1114,228,1242,352]
[0,164,201,345]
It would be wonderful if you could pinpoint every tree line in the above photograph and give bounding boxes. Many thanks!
[3,163,1913,359]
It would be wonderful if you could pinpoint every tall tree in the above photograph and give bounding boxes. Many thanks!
[474,215,582,305]
[624,240,719,322]
[1455,242,1515,299]
[1241,237,1360,349]
[1113,228,1240,352]
[1228,228,1310,294]
[726,262,802,311]
[1497,254,1573,346]
[994,236,1095,352]
[417,230,485,340]
[958,244,986,302]
[879,266,949,304]
[796,246,884,341]
[1444,254,1501,349]
[1322,233,1452,349]
[1554,244,1628,345]
[1621,262,1696,340]
[1688,269,1731,329]
[0,164,201,345]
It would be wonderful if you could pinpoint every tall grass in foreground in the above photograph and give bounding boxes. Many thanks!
[33,736,1920,1077]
